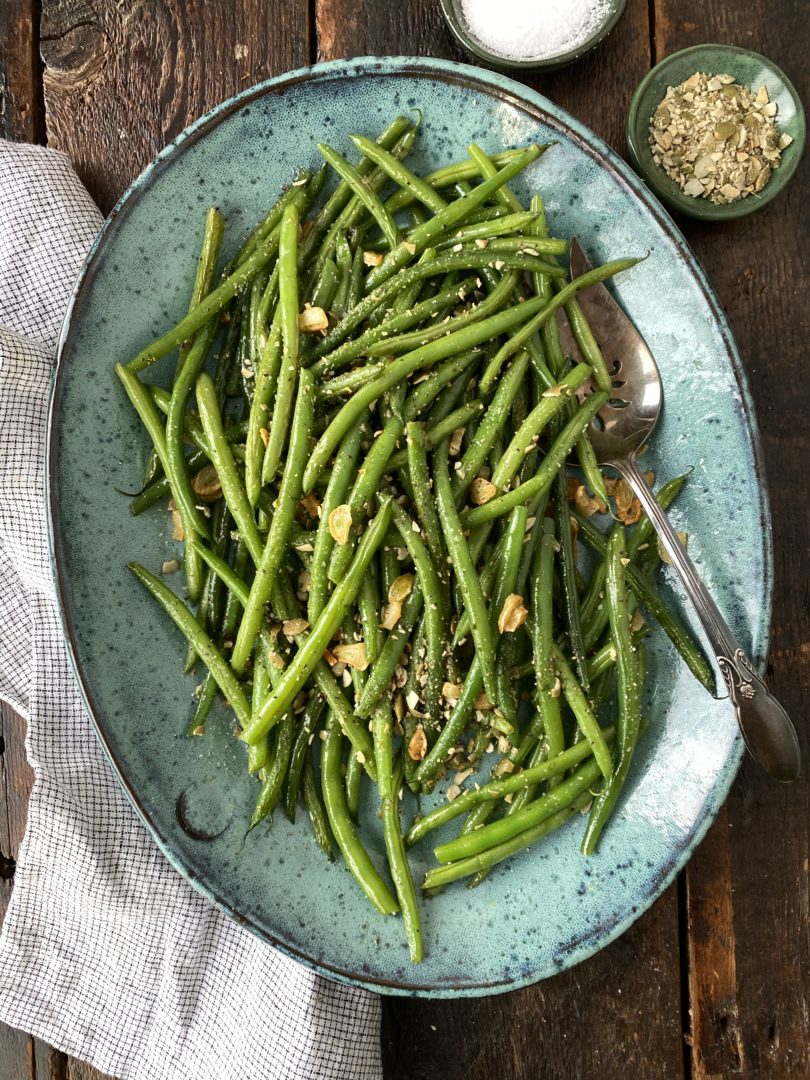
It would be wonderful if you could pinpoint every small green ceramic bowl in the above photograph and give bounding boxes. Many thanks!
[439,0,628,73]
[627,44,806,221]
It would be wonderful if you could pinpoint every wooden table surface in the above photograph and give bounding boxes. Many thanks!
[1,1,807,1077]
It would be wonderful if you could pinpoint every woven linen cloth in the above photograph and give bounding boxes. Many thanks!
[0,140,382,1080]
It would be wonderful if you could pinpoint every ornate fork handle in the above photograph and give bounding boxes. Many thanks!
[611,454,801,782]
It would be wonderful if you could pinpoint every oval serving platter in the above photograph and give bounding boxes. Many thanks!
[47,56,771,996]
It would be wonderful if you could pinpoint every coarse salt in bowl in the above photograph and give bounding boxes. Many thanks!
[439,0,629,71]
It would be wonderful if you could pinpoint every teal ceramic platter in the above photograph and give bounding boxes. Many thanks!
[47,56,771,996]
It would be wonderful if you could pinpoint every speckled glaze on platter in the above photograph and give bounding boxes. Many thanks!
[47,56,771,996]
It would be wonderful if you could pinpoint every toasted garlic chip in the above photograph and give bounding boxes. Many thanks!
[408,724,428,761]
[380,601,402,631]
[388,573,414,603]
[298,305,329,333]
[498,593,529,634]
[191,464,223,502]
[470,477,498,505]
[328,504,352,545]
[332,643,369,671]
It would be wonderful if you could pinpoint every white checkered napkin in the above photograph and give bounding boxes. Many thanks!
[0,141,382,1080]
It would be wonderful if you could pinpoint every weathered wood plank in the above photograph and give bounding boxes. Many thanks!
[382,888,685,1080]
[654,3,810,1076]
[0,702,34,922]
[40,0,312,212]
[0,0,41,141]
[66,1059,114,1080]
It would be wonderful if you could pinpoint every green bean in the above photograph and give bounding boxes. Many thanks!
[231,367,314,674]
[552,644,613,780]
[284,692,326,820]
[383,148,529,215]
[273,573,377,773]
[312,273,480,380]
[128,563,251,728]
[575,429,609,505]
[327,386,406,583]
[366,145,544,291]
[310,124,418,282]
[407,733,608,846]
[242,497,393,743]
[186,497,231,671]
[166,316,220,601]
[467,143,524,213]
[380,544,401,600]
[582,528,642,854]
[321,716,398,915]
[390,501,445,724]
[128,230,283,374]
[303,291,550,493]
[556,473,590,691]
[423,794,591,890]
[115,364,212,545]
[351,133,447,215]
[574,512,715,691]
[434,212,544,249]
[317,143,401,250]
[372,701,423,961]
[386,401,484,474]
[366,270,521,360]
[245,310,283,504]
[235,175,310,268]
[262,202,301,485]
[130,449,204,515]
[308,256,340,311]
[434,440,497,706]
[302,751,334,860]
[344,740,364,821]
[195,372,263,564]
[331,232,353,320]
[141,446,162,489]
[580,472,688,635]
[248,651,271,775]
[356,582,424,718]
[404,422,447,577]
[532,518,565,779]
[298,117,411,268]
[317,363,387,401]
[347,244,364,309]
[452,236,570,257]
[309,252,557,370]
[357,561,383,666]
[187,674,217,736]
[250,713,295,828]
[479,257,641,395]
[176,206,225,370]
[433,755,603,865]
[558,284,612,394]
[490,363,594,495]
[308,420,366,623]
[462,391,609,527]
[490,504,529,726]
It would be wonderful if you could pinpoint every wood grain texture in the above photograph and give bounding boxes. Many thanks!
[382,890,685,1080]
[654,2,810,1076]
[40,0,311,212]
[0,703,33,925]
[65,1060,113,1080]
[0,0,41,141]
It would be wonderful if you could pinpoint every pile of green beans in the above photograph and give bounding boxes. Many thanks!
[118,116,714,963]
